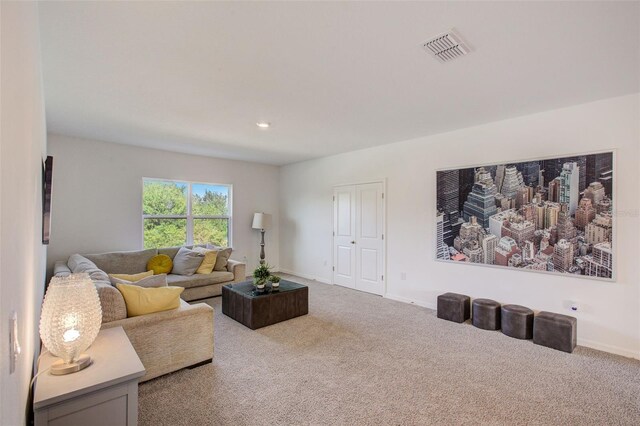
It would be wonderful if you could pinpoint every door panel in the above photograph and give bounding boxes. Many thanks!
[336,246,353,276]
[355,183,384,295]
[333,183,384,295]
[333,186,356,288]
[359,188,378,238]
[359,248,378,282]
[336,191,352,236]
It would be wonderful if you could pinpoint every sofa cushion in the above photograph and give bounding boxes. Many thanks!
[68,254,110,282]
[167,271,234,289]
[157,244,207,260]
[85,248,158,274]
[116,283,184,317]
[206,244,232,271]
[109,270,153,283]
[110,273,168,288]
[171,247,205,276]
[158,246,181,260]
[192,247,218,274]
[147,254,173,274]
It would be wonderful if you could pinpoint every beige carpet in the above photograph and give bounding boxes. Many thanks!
[138,275,640,425]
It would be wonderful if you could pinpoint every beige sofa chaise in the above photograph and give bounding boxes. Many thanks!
[53,245,246,382]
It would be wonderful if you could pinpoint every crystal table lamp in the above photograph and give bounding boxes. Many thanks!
[39,273,102,375]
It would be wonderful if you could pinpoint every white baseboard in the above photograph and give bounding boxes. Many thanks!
[577,338,640,360]
[277,269,332,285]
[384,293,436,310]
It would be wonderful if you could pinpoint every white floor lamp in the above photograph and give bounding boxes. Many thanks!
[252,212,272,264]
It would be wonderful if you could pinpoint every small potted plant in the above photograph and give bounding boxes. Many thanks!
[253,263,271,291]
[268,275,281,289]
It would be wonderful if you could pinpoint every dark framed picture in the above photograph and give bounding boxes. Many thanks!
[42,156,53,245]
[436,151,614,281]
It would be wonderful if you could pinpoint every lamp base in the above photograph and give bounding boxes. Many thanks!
[50,354,92,375]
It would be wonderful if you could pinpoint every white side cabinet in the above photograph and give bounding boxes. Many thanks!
[34,327,145,426]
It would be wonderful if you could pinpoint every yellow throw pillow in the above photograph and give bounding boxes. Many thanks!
[147,254,173,275]
[109,270,153,282]
[193,247,218,274]
[116,283,184,317]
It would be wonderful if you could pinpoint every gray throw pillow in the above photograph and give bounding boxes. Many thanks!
[206,244,233,271]
[109,273,168,288]
[68,254,110,282]
[171,247,204,276]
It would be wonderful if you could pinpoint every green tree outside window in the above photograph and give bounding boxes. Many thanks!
[143,180,231,248]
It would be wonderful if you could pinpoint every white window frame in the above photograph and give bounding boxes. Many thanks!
[142,178,233,248]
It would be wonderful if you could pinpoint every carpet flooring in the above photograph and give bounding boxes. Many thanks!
[138,275,640,425]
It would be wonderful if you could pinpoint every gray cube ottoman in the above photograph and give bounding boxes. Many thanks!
[472,299,501,330]
[437,292,470,323]
[501,304,534,339]
[533,311,577,353]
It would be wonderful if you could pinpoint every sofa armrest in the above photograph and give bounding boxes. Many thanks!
[95,282,127,323]
[227,259,246,283]
[101,300,214,381]
[53,261,71,277]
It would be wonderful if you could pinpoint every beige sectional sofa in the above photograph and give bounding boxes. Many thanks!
[53,245,246,382]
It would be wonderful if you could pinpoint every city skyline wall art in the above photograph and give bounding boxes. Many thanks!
[435,151,615,281]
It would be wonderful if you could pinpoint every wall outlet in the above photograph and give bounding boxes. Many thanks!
[323,260,328,267]
[9,311,21,375]
[563,300,580,312]
[401,272,407,280]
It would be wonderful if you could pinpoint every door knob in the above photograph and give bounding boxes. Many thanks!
[351,241,355,244]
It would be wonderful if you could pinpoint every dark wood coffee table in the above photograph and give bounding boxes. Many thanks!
[221,280,308,329]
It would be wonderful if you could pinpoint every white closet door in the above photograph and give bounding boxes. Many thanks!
[333,182,384,295]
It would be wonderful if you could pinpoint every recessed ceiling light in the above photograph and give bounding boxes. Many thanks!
[256,122,271,128]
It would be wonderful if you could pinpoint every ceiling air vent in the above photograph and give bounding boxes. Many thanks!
[422,30,470,63]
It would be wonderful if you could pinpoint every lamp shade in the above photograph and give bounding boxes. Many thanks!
[252,212,272,230]
[39,273,102,369]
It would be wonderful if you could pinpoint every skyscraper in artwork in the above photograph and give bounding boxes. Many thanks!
[482,234,498,265]
[543,156,586,192]
[500,166,525,199]
[575,198,596,230]
[494,236,521,267]
[548,178,561,203]
[559,162,579,215]
[584,242,613,278]
[585,213,613,245]
[553,239,574,273]
[519,161,541,187]
[462,168,498,228]
[435,212,450,260]
[437,170,464,246]
[586,152,613,193]
[583,182,606,205]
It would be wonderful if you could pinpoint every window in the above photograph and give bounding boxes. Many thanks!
[142,179,232,249]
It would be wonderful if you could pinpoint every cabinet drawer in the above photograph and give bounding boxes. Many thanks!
[35,381,137,426]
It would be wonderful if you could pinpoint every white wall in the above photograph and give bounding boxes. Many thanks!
[0,2,48,424]
[47,134,279,275]
[279,94,640,359]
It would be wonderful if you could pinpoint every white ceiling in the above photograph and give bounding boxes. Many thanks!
[38,1,640,166]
